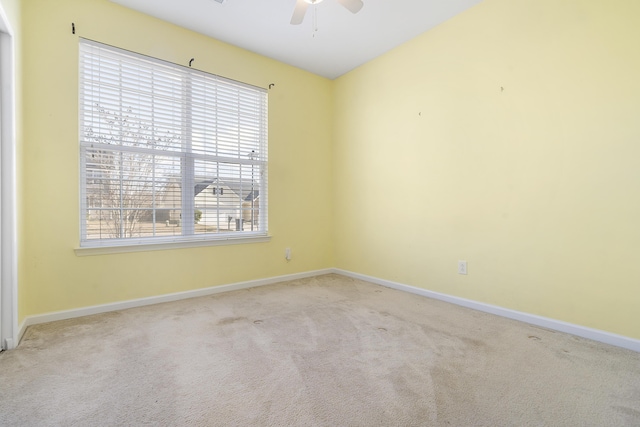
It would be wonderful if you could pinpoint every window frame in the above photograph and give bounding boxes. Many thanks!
[77,39,269,253]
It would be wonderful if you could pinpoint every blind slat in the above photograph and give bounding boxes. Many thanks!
[80,39,268,245]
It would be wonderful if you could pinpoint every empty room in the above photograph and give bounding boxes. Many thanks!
[1,0,639,425]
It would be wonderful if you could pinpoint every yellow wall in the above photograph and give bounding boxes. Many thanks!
[333,0,640,339]
[15,0,640,341]
[19,0,334,320]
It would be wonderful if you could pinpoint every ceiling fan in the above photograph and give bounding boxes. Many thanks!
[290,0,364,25]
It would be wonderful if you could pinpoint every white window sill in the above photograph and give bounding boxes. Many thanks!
[75,235,271,256]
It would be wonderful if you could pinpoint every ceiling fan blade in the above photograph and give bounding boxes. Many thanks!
[290,0,309,25]
[336,0,364,14]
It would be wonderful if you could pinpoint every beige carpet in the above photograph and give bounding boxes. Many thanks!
[1,274,639,426]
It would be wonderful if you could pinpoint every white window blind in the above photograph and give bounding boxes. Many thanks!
[79,39,268,247]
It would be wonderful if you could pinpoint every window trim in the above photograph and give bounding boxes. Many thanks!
[74,234,271,256]
[78,39,268,250]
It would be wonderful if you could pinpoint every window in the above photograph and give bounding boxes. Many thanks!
[79,39,268,248]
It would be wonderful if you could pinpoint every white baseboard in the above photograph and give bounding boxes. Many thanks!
[16,268,333,345]
[15,267,640,354]
[334,268,640,353]
[2,337,14,350]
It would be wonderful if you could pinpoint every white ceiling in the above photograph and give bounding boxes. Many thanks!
[110,0,483,79]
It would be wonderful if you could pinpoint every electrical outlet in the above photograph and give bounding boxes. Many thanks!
[458,260,468,275]
[285,248,291,261]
